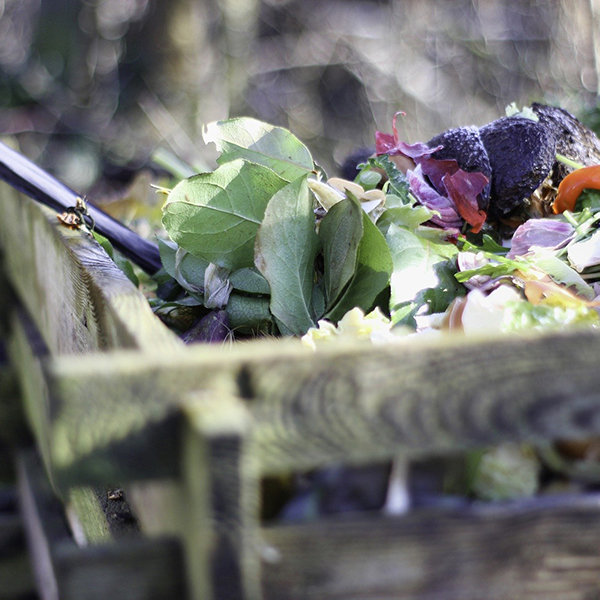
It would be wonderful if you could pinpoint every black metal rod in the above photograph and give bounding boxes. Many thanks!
[0,140,163,274]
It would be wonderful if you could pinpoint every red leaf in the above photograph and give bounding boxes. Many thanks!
[443,170,489,233]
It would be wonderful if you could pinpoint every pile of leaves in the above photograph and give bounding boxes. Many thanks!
[151,114,600,347]
[150,117,460,340]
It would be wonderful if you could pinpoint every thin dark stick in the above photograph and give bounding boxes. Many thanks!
[0,141,163,274]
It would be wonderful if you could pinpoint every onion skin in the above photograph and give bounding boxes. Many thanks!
[553,165,600,214]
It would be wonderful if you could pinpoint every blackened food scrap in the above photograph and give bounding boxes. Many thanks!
[427,126,492,208]
[339,147,375,181]
[532,103,600,184]
[181,309,230,344]
[479,117,556,218]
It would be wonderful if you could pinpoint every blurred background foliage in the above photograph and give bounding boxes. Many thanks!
[1,0,600,198]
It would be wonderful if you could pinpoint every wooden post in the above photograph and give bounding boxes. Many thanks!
[181,391,260,600]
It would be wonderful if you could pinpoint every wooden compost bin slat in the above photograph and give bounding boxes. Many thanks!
[0,177,179,355]
[262,497,600,599]
[3,173,600,599]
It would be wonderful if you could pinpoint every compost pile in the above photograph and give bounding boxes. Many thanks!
[147,103,600,505]
[152,103,600,346]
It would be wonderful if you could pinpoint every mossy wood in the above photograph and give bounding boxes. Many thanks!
[4,172,600,599]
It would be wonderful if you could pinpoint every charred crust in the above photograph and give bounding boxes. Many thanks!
[479,117,556,218]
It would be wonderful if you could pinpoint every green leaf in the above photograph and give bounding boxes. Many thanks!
[326,211,393,322]
[393,259,465,328]
[459,234,508,255]
[356,169,382,190]
[229,267,271,295]
[529,248,595,299]
[377,203,435,234]
[576,189,600,212]
[255,177,319,336]
[312,284,326,320]
[386,224,458,322]
[203,117,314,181]
[226,294,272,334]
[454,253,526,283]
[319,196,364,310]
[360,155,412,202]
[157,238,208,296]
[162,159,288,270]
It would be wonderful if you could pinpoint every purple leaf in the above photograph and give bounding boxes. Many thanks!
[507,219,575,258]
[407,166,462,229]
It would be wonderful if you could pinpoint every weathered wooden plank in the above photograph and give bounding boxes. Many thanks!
[9,307,54,476]
[39,327,600,483]
[0,139,162,274]
[0,510,35,598]
[66,488,112,546]
[0,361,28,446]
[0,180,179,355]
[17,450,187,600]
[261,496,600,600]
[182,393,260,600]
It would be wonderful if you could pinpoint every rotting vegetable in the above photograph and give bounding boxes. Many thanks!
[553,165,600,214]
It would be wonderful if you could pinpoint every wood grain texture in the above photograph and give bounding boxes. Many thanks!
[0,512,35,598]
[0,362,28,445]
[17,449,187,600]
[183,393,261,600]
[66,488,111,545]
[261,495,600,600]
[37,327,600,482]
[0,181,179,355]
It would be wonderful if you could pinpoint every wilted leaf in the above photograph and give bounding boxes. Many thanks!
[157,238,208,296]
[203,117,314,181]
[162,159,288,270]
[204,263,233,309]
[255,177,319,335]
[181,310,230,344]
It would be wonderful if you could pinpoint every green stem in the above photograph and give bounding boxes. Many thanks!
[556,153,585,170]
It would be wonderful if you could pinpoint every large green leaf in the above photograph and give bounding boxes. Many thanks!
[255,177,319,336]
[203,117,314,181]
[319,196,363,310]
[386,224,458,323]
[326,211,393,322]
[162,159,288,270]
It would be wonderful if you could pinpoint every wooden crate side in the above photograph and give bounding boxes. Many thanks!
[261,497,600,600]
[40,328,600,483]
[0,181,179,355]
[182,393,261,600]
[0,362,28,446]
[0,512,35,598]
[65,488,112,546]
[17,449,187,600]
[9,308,53,477]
